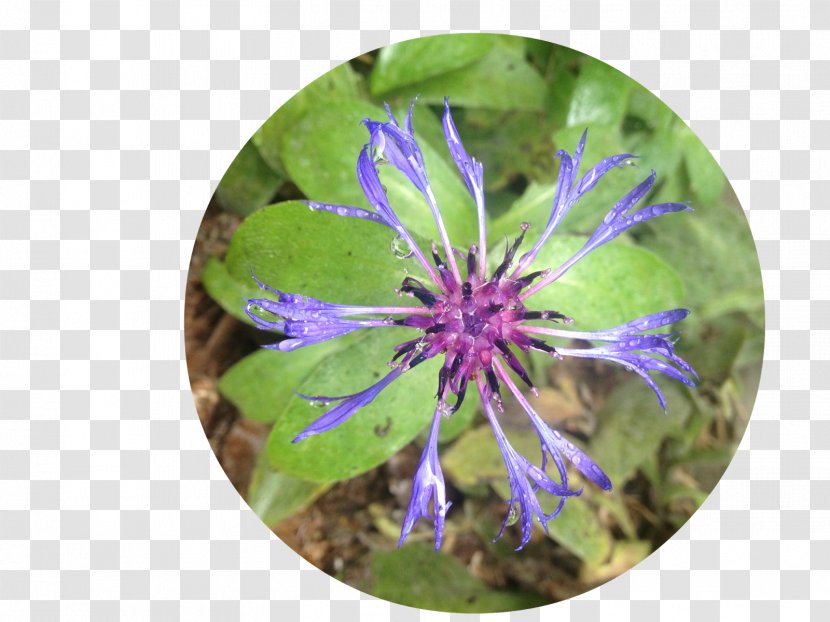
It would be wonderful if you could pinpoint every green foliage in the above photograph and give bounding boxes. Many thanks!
[442,423,535,494]
[368,543,547,613]
[201,256,262,323]
[220,201,415,308]
[542,493,612,565]
[461,109,557,191]
[199,34,764,571]
[589,379,695,484]
[379,41,547,112]
[264,328,440,482]
[370,34,495,94]
[252,62,365,177]
[219,344,338,423]
[526,235,685,331]
[215,140,284,216]
[278,98,477,245]
[638,195,762,320]
[246,457,331,525]
[567,59,632,127]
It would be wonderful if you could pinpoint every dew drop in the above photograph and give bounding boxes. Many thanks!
[309,400,326,408]
[390,235,414,259]
[336,206,348,216]
[506,503,520,526]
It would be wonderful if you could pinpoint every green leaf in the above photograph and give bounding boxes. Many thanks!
[567,59,632,128]
[215,140,284,216]
[488,181,557,241]
[219,344,339,423]
[623,116,685,183]
[201,255,262,324]
[381,42,547,112]
[676,313,747,385]
[537,489,612,565]
[681,131,727,204]
[590,379,695,484]
[370,34,496,95]
[637,193,763,320]
[545,53,579,128]
[461,109,557,191]
[625,84,678,134]
[265,327,440,482]
[368,543,547,613]
[252,62,365,176]
[246,457,331,525]
[278,99,478,246]
[526,235,685,331]
[222,201,415,308]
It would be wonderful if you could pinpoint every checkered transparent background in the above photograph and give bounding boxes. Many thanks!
[1,0,826,620]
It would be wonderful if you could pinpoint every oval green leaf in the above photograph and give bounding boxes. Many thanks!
[223,201,419,308]
[219,342,341,422]
[370,34,496,95]
[589,378,695,484]
[525,235,685,331]
[369,543,547,613]
[201,255,263,324]
[278,99,478,247]
[215,139,284,216]
[246,456,332,526]
[381,42,547,112]
[265,327,440,482]
[252,62,365,175]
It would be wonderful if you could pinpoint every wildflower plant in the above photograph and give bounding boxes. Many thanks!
[242,98,698,551]
[196,37,764,611]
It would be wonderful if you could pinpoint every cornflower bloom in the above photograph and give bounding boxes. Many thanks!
[246,98,697,551]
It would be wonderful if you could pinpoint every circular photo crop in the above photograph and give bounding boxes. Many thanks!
[185,34,763,612]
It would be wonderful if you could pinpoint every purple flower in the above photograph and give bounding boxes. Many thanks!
[246,98,697,551]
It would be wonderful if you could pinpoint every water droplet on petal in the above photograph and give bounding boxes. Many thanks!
[309,400,326,408]
[506,503,520,526]
[390,235,414,259]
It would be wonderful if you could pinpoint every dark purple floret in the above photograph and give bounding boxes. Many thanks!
[247,97,697,551]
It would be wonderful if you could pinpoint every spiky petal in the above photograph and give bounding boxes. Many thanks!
[398,405,452,550]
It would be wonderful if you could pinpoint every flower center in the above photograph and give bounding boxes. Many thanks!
[435,280,523,341]
[394,228,565,413]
